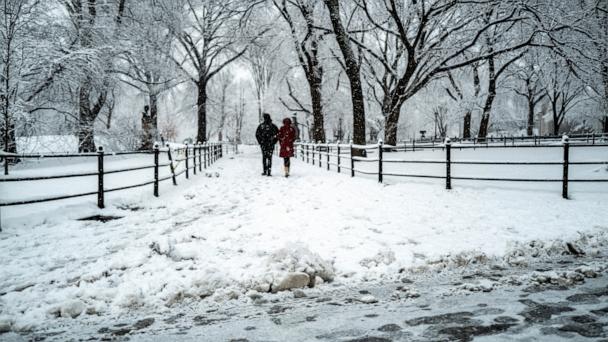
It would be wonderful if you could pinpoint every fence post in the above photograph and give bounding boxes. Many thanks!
[326,143,330,171]
[445,138,452,190]
[97,146,105,209]
[192,144,197,175]
[592,133,595,145]
[318,142,322,169]
[306,143,309,163]
[203,142,208,169]
[562,135,569,199]
[167,144,177,185]
[185,145,190,179]
[153,143,159,197]
[378,140,383,183]
[337,142,341,173]
[312,142,316,166]
[197,142,201,172]
[350,140,355,177]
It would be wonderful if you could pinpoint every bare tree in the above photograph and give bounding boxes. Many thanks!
[233,84,245,144]
[542,56,585,135]
[477,17,526,139]
[511,53,546,136]
[208,69,234,141]
[59,0,127,152]
[444,65,481,139]
[160,0,263,143]
[245,39,278,124]
[323,0,366,146]
[350,0,538,145]
[274,0,326,142]
[1,0,44,169]
[116,1,184,149]
[527,0,608,132]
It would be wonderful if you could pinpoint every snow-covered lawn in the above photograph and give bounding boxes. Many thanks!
[0,146,607,332]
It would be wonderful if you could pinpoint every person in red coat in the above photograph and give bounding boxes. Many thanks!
[278,117,297,177]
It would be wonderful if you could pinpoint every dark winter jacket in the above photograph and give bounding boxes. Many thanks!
[256,114,279,149]
[278,118,296,158]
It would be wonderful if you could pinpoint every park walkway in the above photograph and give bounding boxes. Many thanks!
[0,146,607,338]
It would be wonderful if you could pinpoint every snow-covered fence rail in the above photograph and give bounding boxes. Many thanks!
[0,142,226,211]
[394,132,608,152]
[296,136,608,199]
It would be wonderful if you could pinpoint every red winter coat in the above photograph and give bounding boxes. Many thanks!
[278,118,297,158]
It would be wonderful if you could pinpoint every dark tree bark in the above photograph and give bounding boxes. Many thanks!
[477,47,524,140]
[196,80,207,143]
[324,0,366,146]
[150,92,158,138]
[463,112,472,139]
[477,55,496,139]
[603,64,608,133]
[309,73,325,142]
[526,93,535,136]
[77,82,99,152]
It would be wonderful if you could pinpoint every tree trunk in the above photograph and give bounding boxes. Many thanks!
[526,97,535,136]
[196,81,207,142]
[78,84,96,152]
[150,92,158,139]
[551,98,560,136]
[553,118,560,136]
[324,0,365,146]
[140,92,159,150]
[384,105,400,146]
[218,87,226,142]
[602,61,608,133]
[463,112,471,139]
[309,74,326,142]
[257,89,262,123]
[478,56,496,140]
[2,44,17,165]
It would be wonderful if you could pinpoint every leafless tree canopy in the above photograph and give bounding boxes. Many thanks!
[2,0,607,154]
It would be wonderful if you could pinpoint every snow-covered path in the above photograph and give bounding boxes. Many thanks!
[0,146,607,334]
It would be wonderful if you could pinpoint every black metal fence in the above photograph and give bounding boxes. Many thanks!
[0,142,227,211]
[296,136,608,199]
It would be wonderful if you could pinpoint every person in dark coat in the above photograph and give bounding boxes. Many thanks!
[278,117,297,177]
[256,113,279,176]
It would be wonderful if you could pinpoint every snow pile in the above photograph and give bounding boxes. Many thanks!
[265,243,335,289]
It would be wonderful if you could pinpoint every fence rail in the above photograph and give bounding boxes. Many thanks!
[396,132,608,150]
[0,142,228,211]
[296,135,608,199]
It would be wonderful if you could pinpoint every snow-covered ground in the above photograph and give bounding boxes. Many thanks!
[0,145,607,336]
